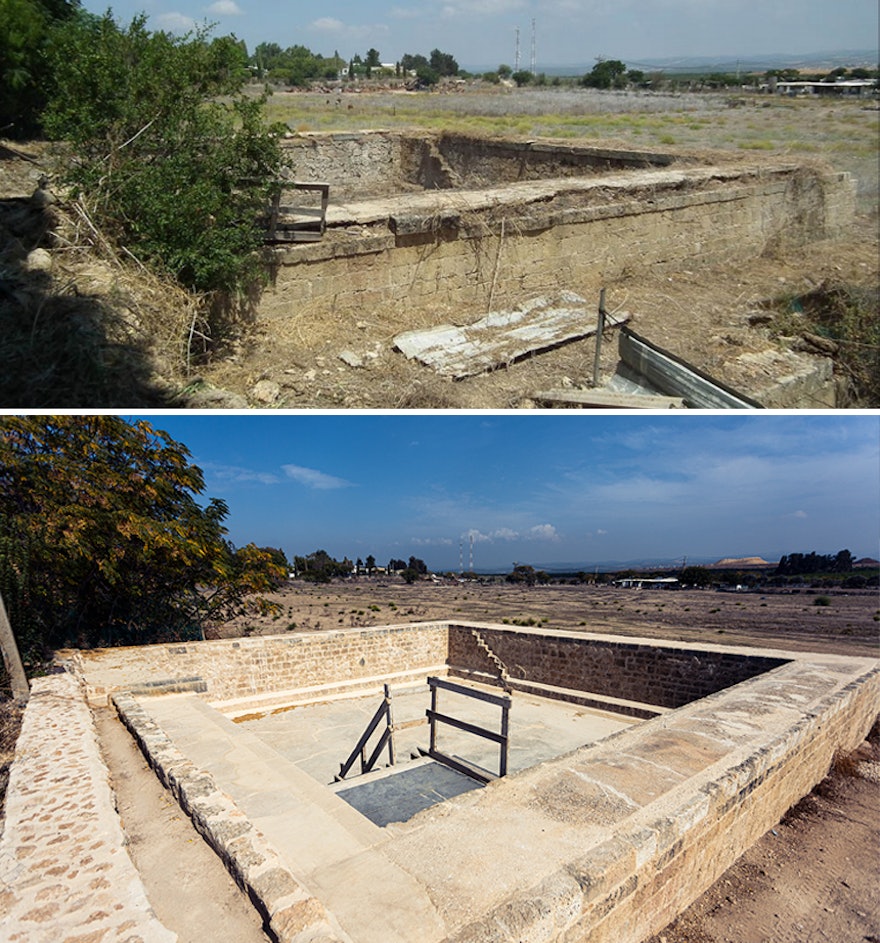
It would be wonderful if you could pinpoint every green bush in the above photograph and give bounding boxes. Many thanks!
[43,13,288,298]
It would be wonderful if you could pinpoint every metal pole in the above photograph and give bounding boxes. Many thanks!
[592,288,607,387]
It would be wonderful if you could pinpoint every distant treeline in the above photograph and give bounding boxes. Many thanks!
[775,549,859,576]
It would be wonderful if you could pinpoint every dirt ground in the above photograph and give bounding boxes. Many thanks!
[1,578,878,941]
[219,578,880,659]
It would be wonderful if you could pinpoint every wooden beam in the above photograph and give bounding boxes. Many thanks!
[535,389,686,409]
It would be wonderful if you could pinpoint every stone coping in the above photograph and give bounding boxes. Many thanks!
[112,693,349,943]
[0,673,176,943]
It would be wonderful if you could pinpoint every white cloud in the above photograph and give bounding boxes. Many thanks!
[281,464,352,490]
[527,524,559,540]
[155,12,197,32]
[206,0,243,14]
[311,17,345,32]
[790,510,808,519]
[202,462,280,485]
[460,525,558,542]
[440,0,526,15]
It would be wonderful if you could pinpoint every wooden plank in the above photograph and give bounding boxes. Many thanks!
[426,709,507,746]
[394,293,629,379]
[335,698,389,781]
[535,389,686,409]
[425,748,497,784]
[429,676,511,709]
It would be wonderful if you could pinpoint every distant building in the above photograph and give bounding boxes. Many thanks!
[767,79,877,96]
[613,577,680,589]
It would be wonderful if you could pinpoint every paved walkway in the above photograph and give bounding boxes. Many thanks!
[0,673,175,943]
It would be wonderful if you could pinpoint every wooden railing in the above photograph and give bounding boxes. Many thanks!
[334,683,395,782]
[424,676,510,784]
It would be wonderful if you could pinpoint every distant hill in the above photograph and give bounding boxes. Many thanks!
[481,48,879,77]
[712,556,773,568]
[855,557,880,569]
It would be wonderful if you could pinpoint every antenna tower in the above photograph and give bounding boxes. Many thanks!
[530,18,536,74]
[469,534,474,572]
[514,27,520,72]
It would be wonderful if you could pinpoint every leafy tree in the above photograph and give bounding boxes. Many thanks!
[293,549,351,582]
[679,566,712,588]
[408,556,427,575]
[512,70,534,87]
[0,417,286,665]
[429,48,459,77]
[365,554,376,574]
[506,564,537,585]
[581,58,628,90]
[42,12,288,298]
[0,0,80,136]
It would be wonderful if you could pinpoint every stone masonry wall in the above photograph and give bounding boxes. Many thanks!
[69,623,449,706]
[448,624,788,708]
[0,674,176,943]
[281,132,672,199]
[259,164,856,327]
[445,659,880,943]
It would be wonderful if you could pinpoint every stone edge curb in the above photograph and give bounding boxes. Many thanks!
[111,692,351,943]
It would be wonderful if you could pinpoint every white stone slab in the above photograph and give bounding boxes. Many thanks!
[394,292,623,378]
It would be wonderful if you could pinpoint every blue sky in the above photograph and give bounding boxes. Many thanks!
[81,0,879,69]
[138,413,879,571]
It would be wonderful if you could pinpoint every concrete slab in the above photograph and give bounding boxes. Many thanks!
[332,759,483,826]
[138,693,448,943]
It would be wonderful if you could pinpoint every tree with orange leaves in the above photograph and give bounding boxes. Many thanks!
[0,416,285,672]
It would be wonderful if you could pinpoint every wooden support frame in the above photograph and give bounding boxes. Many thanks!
[425,676,511,784]
[335,683,395,782]
[265,181,330,243]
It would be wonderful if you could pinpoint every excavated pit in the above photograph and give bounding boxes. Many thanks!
[250,130,857,406]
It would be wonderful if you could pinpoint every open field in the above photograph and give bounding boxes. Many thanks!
[219,579,880,658]
[264,86,880,210]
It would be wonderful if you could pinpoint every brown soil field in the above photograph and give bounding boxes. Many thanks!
[219,578,880,658]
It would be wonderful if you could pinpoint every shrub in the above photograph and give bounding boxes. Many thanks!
[43,13,288,300]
